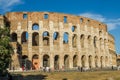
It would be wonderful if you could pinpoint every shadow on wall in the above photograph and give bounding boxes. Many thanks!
[12,74,47,80]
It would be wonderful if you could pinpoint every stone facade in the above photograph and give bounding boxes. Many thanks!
[0,12,117,70]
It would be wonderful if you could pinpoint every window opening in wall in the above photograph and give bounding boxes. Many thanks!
[72,34,77,47]
[80,34,84,48]
[87,20,90,24]
[94,37,97,48]
[23,14,27,19]
[99,31,102,36]
[21,32,29,44]
[71,26,77,32]
[44,14,48,19]
[88,35,91,46]
[43,55,50,67]
[64,16,67,23]
[32,32,39,46]
[32,24,39,30]
[43,31,49,46]
[63,32,69,44]
[80,18,83,23]
[53,32,59,40]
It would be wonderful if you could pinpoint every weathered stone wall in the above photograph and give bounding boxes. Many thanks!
[4,12,117,70]
[108,33,117,66]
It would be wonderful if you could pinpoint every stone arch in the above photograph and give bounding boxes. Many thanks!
[99,31,102,36]
[71,26,77,32]
[72,34,77,48]
[53,32,59,40]
[93,36,97,48]
[63,32,69,44]
[88,35,92,46]
[21,31,28,44]
[53,32,59,45]
[43,54,50,67]
[105,56,108,67]
[81,55,86,67]
[100,56,104,68]
[64,55,69,69]
[54,55,59,70]
[73,55,78,67]
[32,23,39,30]
[22,55,31,70]
[11,32,17,42]
[80,34,85,48]
[88,55,92,68]
[32,32,39,46]
[99,38,103,50]
[32,54,39,70]
[95,56,98,68]
[43,31,50,46]
[104,39,107,48]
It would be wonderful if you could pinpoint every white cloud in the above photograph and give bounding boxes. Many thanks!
[79,13,120,31]
[0,0,23,13]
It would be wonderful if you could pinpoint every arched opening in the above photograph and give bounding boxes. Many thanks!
[64,55,69,69]
[72,34,77,48]
[32,54,39,70]
[80,18,83,23]
[94,36,97,48]
[88,55,92,68]
[43,31,49,46]
[43,55,50,67]
[95,56,98,68]
[100,38,103,51]
[53,32,59,45]
[54,55,59,70]
[81,55,86,67]
[32,23,39,30]
[99,31,102,36]
[86,20,90,25]
[32,32,39,46]
[100,56,104,68]
[88,35,91,47]
[21,31,28,44]
[11,32,17,42]
[64,16,67,23]
[22,55,31,70]
[73,55,78,67]
[80,34,84,48]
[71,26,77,32]
[105,56,108,67]
[63,32,69,44]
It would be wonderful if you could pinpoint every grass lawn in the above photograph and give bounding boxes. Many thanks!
[11,71,120,80]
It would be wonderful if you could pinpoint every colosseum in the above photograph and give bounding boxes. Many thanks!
[0,12,117,71]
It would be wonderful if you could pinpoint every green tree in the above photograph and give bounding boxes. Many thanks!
[0,27,13,76]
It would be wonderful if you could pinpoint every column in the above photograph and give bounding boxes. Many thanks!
[49,21,54,51]
[59,22,63,51]
[28,21,32,60]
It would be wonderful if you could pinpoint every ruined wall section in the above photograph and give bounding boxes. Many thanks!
[108,33,117,66]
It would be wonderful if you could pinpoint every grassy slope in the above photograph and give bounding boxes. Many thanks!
[12,71,120,80]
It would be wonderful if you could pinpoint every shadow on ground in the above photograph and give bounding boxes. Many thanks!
[12,74,47,80]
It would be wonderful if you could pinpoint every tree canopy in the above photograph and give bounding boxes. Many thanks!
[0,27,13,76]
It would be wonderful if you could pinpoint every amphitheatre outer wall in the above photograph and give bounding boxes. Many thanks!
[3,12,117,70]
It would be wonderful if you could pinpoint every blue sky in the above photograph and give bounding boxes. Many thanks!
[0,0,120,53]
